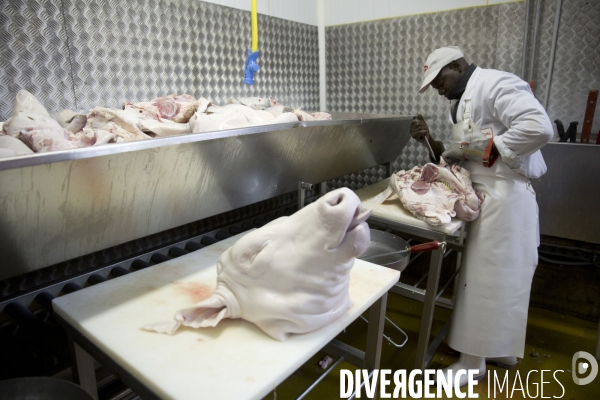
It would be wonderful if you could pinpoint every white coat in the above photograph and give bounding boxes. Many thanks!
[446,67,553,358]
[450,67,553,179]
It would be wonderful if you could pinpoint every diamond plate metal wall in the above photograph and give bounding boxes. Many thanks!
[530,0,558,115]
[327,0,600,189]
[495,1,526,77]
[0,0,319,121]
[0,0,75,120]
[531,0,600,135]
[326,5,507,183]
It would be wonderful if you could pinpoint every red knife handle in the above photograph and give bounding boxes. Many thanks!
[409,241,440,253]
[483,139,498,167]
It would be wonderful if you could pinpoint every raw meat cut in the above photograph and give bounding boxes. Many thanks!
[81,107,152,142]
[11,89,49,117]
[2,111,77,152]
[239,97,271,110]
[311,112,332,120]
[190,103,300,133]
[0,135,34,158]
[52,109,88,133]
[19,126,78,152]
[369,163,482,226]
[142,188,372,341]
[136,119,192,137]
[3,90,333,155]
[123,94,200,123]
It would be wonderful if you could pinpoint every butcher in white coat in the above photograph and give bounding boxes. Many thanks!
[410,46,553,386]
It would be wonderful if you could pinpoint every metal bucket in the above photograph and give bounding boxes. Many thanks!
[359,229,445,272]
[0,377,94,400]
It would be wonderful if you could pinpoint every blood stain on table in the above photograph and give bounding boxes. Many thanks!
[173,281,214,303]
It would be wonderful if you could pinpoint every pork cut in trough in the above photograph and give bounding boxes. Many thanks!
[123,94,202,123]
[2,111,77,152]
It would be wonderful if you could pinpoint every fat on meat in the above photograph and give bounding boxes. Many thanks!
[190,103,300,133]
[81,107,152,142]
[51,109,88,133]
[142,188,372,341]
[123,94,203,123]
[369,163,483,226]
[2,111,77,152]
[0,135,34,158]
[11,89,49,117]
[238,97,271,110]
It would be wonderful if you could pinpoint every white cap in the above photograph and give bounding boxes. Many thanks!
[419,46,464,93]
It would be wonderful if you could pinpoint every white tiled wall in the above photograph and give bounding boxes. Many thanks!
[201,0,318,26]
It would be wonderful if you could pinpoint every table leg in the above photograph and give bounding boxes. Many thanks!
[69,334,98,400]
[362,293,388,400]
[364,293,387,371]
[413,248,444,370]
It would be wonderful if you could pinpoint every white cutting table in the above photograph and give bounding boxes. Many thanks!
[356,178,463,235]
[53,232,399,400]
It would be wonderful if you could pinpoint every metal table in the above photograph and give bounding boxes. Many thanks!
[367,214,466,370]
[352,167,468,370]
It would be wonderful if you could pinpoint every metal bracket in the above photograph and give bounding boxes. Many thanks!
[298,181,313,209]
[383,161,393,178]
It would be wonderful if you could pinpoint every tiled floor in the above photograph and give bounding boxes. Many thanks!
[265,293,600,399]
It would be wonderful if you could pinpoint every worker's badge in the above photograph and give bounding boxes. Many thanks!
[481,127,494,138]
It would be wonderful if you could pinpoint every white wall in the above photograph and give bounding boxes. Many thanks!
[325,0,522,26]
[201,0,318,26]
[202,0,522,26]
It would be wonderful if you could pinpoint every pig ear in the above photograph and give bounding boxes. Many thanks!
[175,296,232,328]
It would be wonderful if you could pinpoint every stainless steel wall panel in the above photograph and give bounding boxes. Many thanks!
[1,0,319,119]
[326,0,600,187]
[545,0,600,135]
[495,2,526,77]
[0,0,75,120]
[61,0,319,111]
[61,0,204,110]
[531,143,600,244]
[326,6,502,174]
[530,0,558,111]
[0,117,412,281]
[524,0,600,136]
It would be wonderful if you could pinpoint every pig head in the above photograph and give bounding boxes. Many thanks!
[143,188,372,340]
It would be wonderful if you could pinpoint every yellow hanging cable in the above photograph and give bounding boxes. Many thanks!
[251,0,258,53]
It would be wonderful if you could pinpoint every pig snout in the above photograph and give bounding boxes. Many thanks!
[319,188,361,231]
[318,188,371,252]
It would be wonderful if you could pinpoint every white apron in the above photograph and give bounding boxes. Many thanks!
[447,100,540,358]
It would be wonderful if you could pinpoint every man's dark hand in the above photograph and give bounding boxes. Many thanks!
[410,114,430,144]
